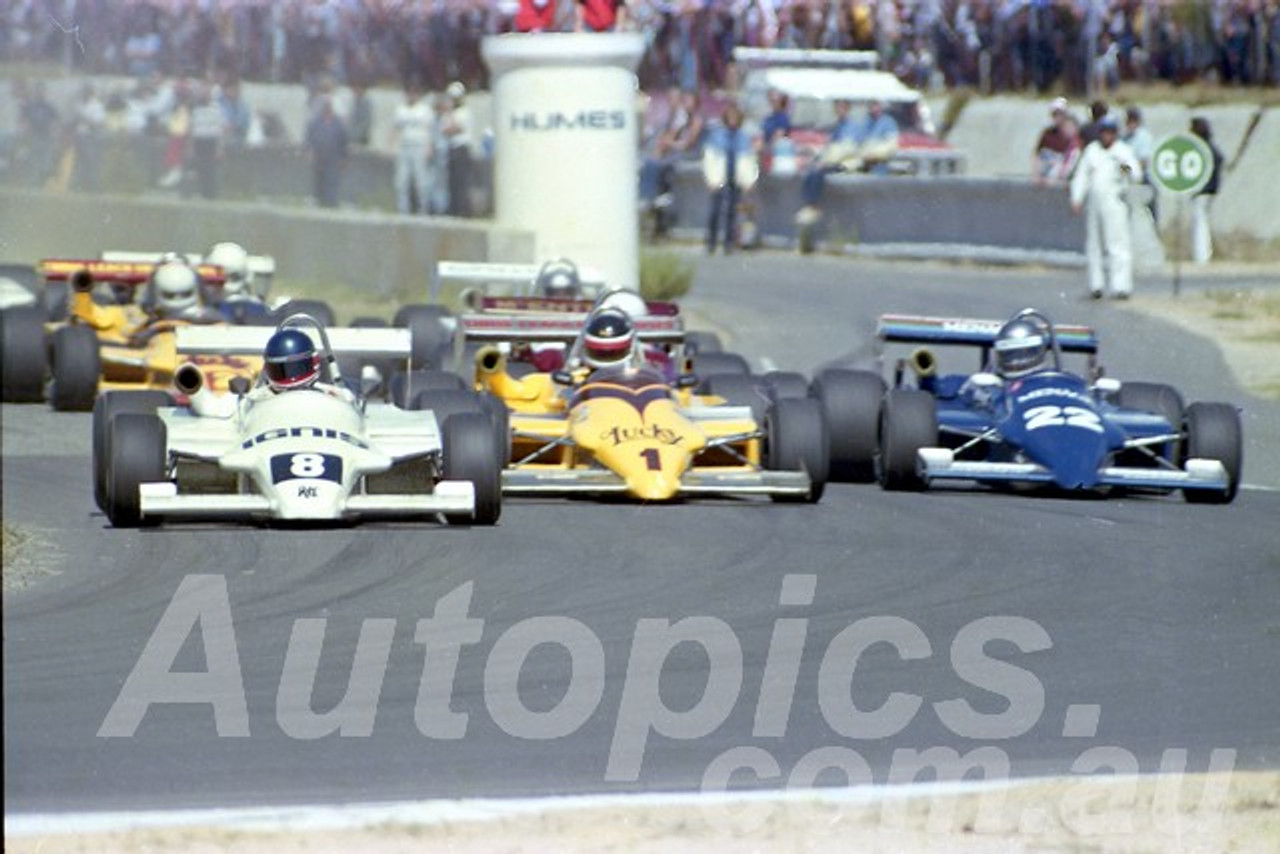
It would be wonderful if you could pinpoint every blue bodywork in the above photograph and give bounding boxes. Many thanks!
[876,313,1225,494]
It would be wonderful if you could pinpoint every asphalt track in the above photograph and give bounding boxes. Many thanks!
[5,254,1279,815]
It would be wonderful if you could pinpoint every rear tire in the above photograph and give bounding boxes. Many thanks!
[393,369,467,407]
[765,397,829,503]
[276,299,336,328]
[693,352,750,388]
[685,331,723,355]
[442,412,501,525]
[50,325,100,411]
[811,368,885,482]
[878,389,937,491]
[1,306,48,402]
[394,304,454,369]
[106,413,167,528]
[1183,402,1242,504]
[93,390,174,513]
[701,372,769,425]
[760,370,809,401]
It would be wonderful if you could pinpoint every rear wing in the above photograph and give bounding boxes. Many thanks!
[176,325,412,361]
[101,250,276,279]
[460,313,685,345]
[877,314,1099,355]
[40,259,226,285]
[435,261,608,301]
[470,295,680,317]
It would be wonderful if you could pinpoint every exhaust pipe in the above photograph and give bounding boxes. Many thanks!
[475,345,506,375]
[175,363,236,417]
[907,348,936,378]
[907,348,937,393]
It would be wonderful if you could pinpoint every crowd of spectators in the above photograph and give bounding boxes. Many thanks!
[5,2,1279,97]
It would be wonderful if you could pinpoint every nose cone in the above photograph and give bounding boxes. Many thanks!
[626,468,683,501]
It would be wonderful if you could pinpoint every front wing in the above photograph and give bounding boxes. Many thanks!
[137,480,476,520]
[916,448,1229,493]
[501,468,812,497]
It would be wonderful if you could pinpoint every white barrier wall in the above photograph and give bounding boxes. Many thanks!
[482,34,645,290]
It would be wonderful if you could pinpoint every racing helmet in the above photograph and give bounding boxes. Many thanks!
[152,260,200,316]
[263,328,321,391]
[598,289,648,319]
[535,259,581,299]
[993,315,1051,378]
[581,308,636,370]
[205,241,251,297]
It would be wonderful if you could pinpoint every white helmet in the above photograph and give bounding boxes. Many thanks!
[205,241,251,297]
[152,261,200,316]
[598,289,648,319]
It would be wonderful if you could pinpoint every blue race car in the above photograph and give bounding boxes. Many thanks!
[864,309,1242,503]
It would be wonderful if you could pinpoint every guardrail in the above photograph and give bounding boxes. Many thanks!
[664,162,1087,262]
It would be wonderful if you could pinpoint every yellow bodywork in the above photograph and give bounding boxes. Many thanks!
[62,288,259,394]
[477,350,762,501]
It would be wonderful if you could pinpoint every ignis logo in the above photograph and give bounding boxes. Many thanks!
[510,110,627,132]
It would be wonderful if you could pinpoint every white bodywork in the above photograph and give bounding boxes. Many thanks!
[135,323,475,522]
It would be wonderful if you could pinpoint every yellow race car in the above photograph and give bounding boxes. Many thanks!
[0,259,259,410]
[438,308,828,502]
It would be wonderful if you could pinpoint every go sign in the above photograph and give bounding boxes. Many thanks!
[1151,134,1213,195]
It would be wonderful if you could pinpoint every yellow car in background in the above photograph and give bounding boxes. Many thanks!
[0,259,259,410]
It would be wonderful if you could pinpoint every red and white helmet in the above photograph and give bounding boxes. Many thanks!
[581,308,636,370]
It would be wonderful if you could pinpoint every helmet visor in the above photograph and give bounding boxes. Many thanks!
[266,353,318,387]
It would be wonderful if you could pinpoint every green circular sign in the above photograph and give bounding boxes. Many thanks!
[1151,134,1213,195]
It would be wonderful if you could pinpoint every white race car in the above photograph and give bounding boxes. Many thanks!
[95,314,501,527]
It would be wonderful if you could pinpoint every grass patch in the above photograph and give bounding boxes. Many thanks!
[639,249,695,301]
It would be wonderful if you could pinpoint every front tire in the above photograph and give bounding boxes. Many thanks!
[811,368,884,482]
[106,413,167,527]
[442,412,501,525]
[878,389,937,491]
[1118,381,1185,464]
[276,299,336,328]
[766,397,829,503]
[1183,402,1242,504]
[1,306,48,402]
[49,324,101,411]
[93,390,174,513]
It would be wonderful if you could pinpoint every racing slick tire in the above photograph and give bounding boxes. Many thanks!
[393,370,467,408]
[394,304,454,369]
[761,371,809,401]
[684,331,723,355]
[106,413,167,528]
[700,373,769,425]
[442,411,502,526]
[276,299,336,328]
[1,306,48,402]
[413,388,511,467]
[811,368,885,483]
[1182,402,1242,505]
[1117,381,1186,466]
[45,280,70,322]
[93,390,174,513]
[693,351,749,378]
[49,324,101,411]
[765,397,829,503]
[878,389,937,491]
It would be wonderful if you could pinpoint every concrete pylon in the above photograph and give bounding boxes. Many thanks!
[482,33,645,291]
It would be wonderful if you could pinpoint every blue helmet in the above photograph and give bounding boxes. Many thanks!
[264,328,320,390]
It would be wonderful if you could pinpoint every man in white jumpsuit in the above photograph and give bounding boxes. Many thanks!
[1070,116,1142,300]
[392,83,434,214]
